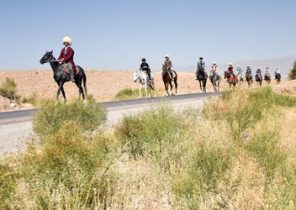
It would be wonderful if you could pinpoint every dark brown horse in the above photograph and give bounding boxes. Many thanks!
[275,72,281,84]
[264,72,271,85]
[224,71,238,88]
[162,65,178,96]
[245,71,253,87]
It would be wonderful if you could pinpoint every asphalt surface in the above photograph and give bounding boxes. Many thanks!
[0,92,220,125]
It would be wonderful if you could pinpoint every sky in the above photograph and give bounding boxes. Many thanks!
[0,0,295,70]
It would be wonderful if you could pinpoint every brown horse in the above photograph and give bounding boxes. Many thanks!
[264,72,271,85]
[275,73,281,84]
[245,72,253,87]
[162,65,178,96]
[224,71,238,88]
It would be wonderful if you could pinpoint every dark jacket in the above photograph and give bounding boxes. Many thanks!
[140,62,150,72]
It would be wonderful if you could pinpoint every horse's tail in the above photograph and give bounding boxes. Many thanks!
[173,70,178,89]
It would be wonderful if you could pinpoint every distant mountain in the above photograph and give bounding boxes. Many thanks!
[176,55,296,78]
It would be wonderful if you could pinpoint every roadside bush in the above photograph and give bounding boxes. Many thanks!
[115,105,187,171]
[20,122,115,209]
[21,92,39,106]
[115,88,139,99]
[204,87,296,139]
[33,99,106,137]
[0,77,20,101]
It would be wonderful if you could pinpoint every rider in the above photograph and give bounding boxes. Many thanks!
[228,63,235,79]
[246,66,252,75]
[236,65,243,78]
[265,67,270,77]
[58,36,76,82]
[275,67,280,75]
[196,57,205,80]
[140,58,152,81]
[164,55,173,81]
[256,67,262,80]
[210,61,219,79]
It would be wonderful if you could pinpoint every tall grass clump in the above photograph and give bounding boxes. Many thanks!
[115,105,187,171]
[33,99,106,137]
[115,88,139,99]
[0,164,17,208]
[12,121,115,209]
[0,77,20,101]
[204,87,296,140]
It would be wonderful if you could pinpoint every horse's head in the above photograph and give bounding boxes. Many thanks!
[133,69,140,82]
[40,50,54,64]
[224,71,230,79]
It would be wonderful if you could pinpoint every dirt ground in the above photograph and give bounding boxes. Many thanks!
[0,69,296,111]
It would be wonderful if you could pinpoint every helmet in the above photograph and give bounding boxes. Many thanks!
[212,61,216,65]
[165,54,170,58]
[199,57,203,60]
[62,36,72,45]
[142,58,146,62]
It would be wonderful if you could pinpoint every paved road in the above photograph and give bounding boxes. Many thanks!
[0,92,220,154]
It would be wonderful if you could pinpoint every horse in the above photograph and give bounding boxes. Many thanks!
[162,65,178,96]
[264,72,271,85]
[40,51,87,102]
[209,73,220,92]
[245,72,253,87]
[275,73,281,84]
[238,73,244,85]
[133,69,155,98]
[224,71,237,88]
[255,72,263,87]
[196,70,208,93]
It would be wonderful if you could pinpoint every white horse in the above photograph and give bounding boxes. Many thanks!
[133,69,154,98]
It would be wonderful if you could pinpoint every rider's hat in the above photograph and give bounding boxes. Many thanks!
[165,54,170,58]
[228,63,233,66]
[142,58,146,61]
[199,57,203,60]
[62,36,72,45]
[212,61,216,64]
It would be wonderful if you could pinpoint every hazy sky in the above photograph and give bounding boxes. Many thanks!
[0,0,295,70]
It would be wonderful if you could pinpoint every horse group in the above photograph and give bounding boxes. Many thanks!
[40,51,282,101]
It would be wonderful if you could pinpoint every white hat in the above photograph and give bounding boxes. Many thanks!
[165,54,170,58]
[62,36,72,45]
[213,61,217,64]
[228,63,233,66]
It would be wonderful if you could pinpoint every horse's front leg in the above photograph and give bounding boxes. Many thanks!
[61,86,67,102]
[164,82,169,96]
[56,81,63,101]
[139,85,142,98]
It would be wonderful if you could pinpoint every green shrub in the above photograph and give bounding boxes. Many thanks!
[115,88,139,99]
[21,122,115,209]
[33,99,106,137]
[0,77,20,101]
[21,92,39,105]
[115,105,187,171]
[0,164,17,209]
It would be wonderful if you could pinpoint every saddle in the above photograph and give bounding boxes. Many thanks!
[62,63,80,75]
